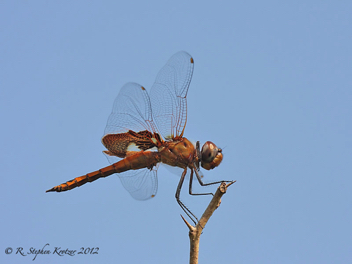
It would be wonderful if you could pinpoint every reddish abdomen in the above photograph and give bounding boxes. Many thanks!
[46,151,160,193]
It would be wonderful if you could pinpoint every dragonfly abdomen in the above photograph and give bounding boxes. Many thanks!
[46,151,160,193]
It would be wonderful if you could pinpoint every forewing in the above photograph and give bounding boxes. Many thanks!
[117,165,158,200]
[150,51,194,140]
[162,164,198,181]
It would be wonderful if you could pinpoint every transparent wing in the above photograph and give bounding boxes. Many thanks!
[103,82,159,200]
[102,148,159,200]
[162,164,199,181]
[150,51,194,140]
[117,166,158,200]
[104,82,158,136]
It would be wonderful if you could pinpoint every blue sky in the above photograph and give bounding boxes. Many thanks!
[1,1,351,263]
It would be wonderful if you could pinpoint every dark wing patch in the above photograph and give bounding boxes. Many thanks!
[102,130,158,158]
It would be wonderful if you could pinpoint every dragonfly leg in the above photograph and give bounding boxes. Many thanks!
[176,168,199,225]
[188,169,213,196]
[193,166,233,187]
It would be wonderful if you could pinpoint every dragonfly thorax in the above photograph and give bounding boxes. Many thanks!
[159,138,196,168]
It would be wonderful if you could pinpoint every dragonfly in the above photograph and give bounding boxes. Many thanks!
[46,51,228,223]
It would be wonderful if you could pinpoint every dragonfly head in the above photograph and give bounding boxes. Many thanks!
[200,141,223,170]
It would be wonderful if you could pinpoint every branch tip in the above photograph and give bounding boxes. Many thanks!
[180,214,194,231]
[226,180,236,188]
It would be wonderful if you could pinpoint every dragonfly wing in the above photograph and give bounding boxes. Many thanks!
[117,166,158,200]
[102,83,159,199]
[150,51,194,140]
[102,151,121,164]
[162,164,198,181]
[103,82,159,159]
[104,82,157,136]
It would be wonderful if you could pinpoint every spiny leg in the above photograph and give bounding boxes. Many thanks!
[188,169,214,196]
[175,168,199,225]
[193,165,234,187]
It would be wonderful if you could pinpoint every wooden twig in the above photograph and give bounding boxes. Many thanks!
[181,181,236,264]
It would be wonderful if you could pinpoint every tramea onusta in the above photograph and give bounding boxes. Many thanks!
[46,51,229,223]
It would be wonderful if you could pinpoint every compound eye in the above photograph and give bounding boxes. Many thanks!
[201,141,219,163]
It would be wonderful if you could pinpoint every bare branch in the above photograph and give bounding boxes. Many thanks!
[183,181,236,264]
[180,214,194,232]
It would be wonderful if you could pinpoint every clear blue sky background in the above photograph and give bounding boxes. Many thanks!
[1,1,351,263]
